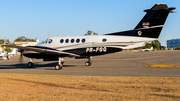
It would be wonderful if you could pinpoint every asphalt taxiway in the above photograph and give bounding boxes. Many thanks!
[0,50,180,77]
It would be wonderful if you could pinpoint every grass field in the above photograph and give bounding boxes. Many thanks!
[0,73,180,101]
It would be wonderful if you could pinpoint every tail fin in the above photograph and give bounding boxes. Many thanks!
[9,48,17,55]
[106,3,175,38]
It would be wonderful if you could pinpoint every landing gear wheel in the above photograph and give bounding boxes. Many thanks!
[85,61,91,66]
[55,64,63,70]
[27,62,33,68]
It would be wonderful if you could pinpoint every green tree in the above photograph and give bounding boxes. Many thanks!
[145,43,152,49]
[5,47,12,52]
[152,40,161,49]
[14,36,36,42]
[0,39,12,52]
[0,39,11,44]
[0,39,4,44]
[1,46,12,52]
[85,30,98,35]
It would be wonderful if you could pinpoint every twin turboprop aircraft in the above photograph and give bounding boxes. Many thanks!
[2,3,175,70]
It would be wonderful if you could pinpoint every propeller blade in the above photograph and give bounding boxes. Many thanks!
[19,50,23,64]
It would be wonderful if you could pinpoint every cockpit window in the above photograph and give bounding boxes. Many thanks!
[43,38,48,44]
[48,39,53,43]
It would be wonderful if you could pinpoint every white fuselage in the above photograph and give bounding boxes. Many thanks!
[39,35,156,51]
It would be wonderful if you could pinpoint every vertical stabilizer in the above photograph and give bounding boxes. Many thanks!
[106,3,175,38]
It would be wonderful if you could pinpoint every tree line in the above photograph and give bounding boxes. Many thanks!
[0,36,36,52]
[0,36,36,44]
[0,39,11,44]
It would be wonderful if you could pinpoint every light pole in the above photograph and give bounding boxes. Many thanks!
[4,37,6,44]
[165,35,167,50]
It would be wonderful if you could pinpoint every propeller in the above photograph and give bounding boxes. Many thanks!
[18,49,24,64]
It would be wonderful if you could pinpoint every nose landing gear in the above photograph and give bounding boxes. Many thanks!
[55,57,63,70]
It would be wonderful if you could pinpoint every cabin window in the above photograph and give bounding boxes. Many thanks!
[102,38,107,42]
[82,38,86,43]
[60,39,64,43]
[65,39,69,43]
[76,39,80,43]
[48,39,53,43]
[71,39,74,43]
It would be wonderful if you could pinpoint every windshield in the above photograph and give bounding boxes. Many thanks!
[43,38,48,44]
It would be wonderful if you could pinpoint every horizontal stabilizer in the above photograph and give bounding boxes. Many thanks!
[144,3,175,12]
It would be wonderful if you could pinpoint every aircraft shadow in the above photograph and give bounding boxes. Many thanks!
[0,62,76,69]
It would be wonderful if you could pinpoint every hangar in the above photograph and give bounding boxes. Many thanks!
[167,38,180,49]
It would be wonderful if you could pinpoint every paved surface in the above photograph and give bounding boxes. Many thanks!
[0,51,180,77]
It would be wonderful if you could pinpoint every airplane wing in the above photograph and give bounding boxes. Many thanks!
[2,44,80,57]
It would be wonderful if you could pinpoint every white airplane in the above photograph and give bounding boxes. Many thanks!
[0,48,17,60]
[140,47,153,51]
[2,4,175,70]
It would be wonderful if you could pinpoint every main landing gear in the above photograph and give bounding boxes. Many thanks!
[85,56,92,66]
[27,57,90,70]
[27,58,33,68]
[27,58,63,70]
[55,57,63,70]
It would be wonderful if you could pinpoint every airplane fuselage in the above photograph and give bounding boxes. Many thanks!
[23,35,156,59]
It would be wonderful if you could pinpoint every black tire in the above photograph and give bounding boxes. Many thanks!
[85,61,91,66]
[27,62,33,68]
[55,65,62,70]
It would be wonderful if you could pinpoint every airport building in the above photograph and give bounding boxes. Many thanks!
[167,38,180,49]
[14,42,37,46]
